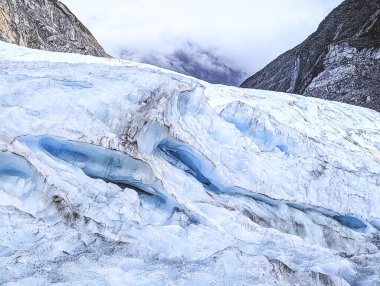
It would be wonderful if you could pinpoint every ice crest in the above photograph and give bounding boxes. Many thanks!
[0,41,379,285]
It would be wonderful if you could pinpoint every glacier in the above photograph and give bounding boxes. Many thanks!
[0,40,379,285]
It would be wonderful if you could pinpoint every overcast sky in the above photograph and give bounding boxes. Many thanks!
[61,0,343,75]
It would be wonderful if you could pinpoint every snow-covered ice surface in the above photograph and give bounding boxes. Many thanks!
[0,41,379,285]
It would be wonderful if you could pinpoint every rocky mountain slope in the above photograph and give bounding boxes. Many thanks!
[0,0,108,57]
[241,0,380,112]
[0,41,379,285]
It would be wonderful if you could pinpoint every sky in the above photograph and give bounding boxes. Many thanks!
[61,0,343,75]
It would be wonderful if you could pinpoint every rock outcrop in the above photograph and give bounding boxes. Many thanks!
[0,0,108,57]
[241,0,380,112]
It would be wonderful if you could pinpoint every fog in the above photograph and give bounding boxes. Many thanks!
[61,0,343,77]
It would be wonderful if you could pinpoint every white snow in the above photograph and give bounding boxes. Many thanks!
[0,41,379,285]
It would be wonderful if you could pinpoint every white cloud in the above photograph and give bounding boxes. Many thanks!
[61,0,343,74]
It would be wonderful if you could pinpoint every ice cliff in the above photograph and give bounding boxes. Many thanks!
[0,41,379,285]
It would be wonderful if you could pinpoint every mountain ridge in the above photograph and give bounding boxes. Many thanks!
[241,0,380,112]
[0,0,108,57]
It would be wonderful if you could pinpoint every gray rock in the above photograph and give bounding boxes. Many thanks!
[241,0,380,112]
[0,0,108,57]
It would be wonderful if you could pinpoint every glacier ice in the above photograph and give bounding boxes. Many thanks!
[0,41,379,285]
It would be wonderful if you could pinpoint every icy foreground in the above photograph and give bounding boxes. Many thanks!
[0,41,379,286]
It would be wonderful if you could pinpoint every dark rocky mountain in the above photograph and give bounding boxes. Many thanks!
[121,42,246,86]
[0,0,108,57]
[241,0,380,112]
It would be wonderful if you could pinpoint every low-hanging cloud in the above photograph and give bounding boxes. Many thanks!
[61,0,343,76]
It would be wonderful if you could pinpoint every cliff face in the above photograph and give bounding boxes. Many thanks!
[241,0,380,112]
[0,0,108,57]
